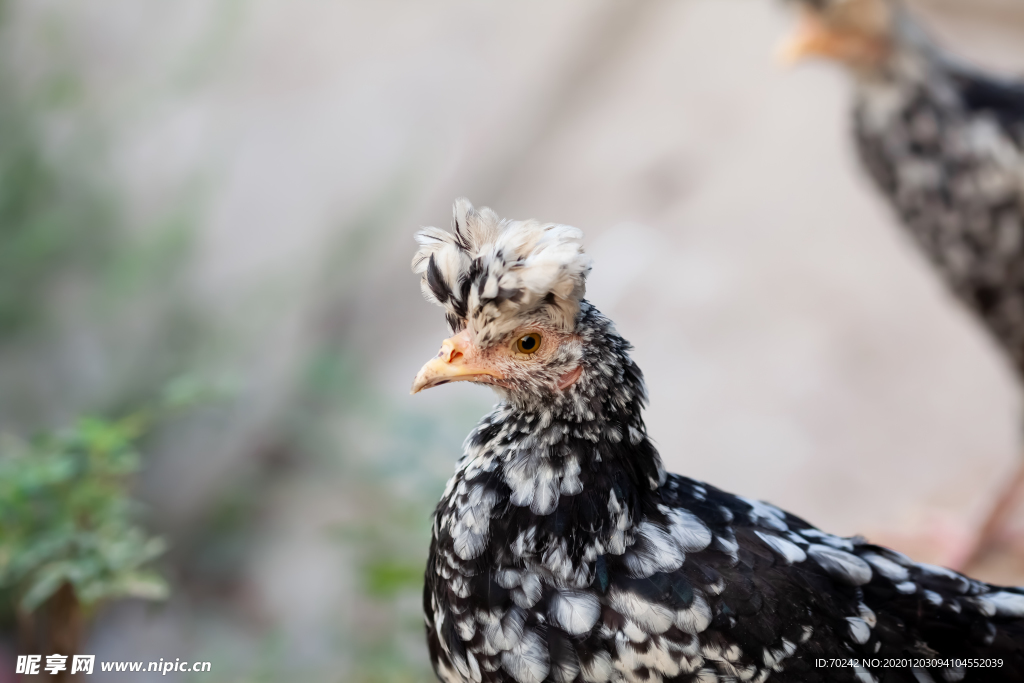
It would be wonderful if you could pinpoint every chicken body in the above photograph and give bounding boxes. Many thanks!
[413,201,1024,683]
[782,0,1024,563]
[852,34,1024,374]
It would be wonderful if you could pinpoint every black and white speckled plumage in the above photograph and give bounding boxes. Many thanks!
[793,0,1024,373]
[413,201,1024,683]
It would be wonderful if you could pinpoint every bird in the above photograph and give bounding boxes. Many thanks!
[410,198,1024,683]
[777,0,1024,567]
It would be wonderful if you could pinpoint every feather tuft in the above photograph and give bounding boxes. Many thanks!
[412,199,592,346]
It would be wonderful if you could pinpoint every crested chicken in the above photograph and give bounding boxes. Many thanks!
[410,199,1024,683]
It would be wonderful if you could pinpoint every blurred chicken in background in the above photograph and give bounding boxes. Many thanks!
[780,0,1024,573]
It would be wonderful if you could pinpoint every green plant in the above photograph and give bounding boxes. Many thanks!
[0,80,116,339]
[0,415,167,661]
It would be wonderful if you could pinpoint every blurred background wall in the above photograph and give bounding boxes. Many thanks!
[1,0,1024,681]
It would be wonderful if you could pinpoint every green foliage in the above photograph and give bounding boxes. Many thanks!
[362,559,423,599]
[0,416,168,614]
[0,86,115,338]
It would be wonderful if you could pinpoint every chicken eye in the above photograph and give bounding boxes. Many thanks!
[515,333,542,354]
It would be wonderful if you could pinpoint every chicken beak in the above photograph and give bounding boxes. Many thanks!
[777,15,848,64]
[411,331,502,394]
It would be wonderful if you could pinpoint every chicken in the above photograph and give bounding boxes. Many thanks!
[410,199,1024,683]
[779,0,1024,567]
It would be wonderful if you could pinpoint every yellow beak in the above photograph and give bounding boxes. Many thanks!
[410,331,503,394]
[777,15,850,64]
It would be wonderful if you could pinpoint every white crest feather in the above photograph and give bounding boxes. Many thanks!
[412,198,592,345]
